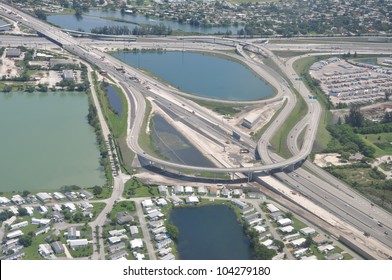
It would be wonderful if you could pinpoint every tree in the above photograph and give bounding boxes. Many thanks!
[341,152,350,161]
[18,208,29,216]
[19,235,32,247]
[166,224,179,240]
[345,106,364,127]
[274,239,285,252]
[0,211,14,222]
[93,185,103,196]
[304,236,313,248]
[22,190,30,197]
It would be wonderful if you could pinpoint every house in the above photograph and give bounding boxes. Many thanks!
[301,255,318,260]
[147,211,164,221]
[133,252,145,260]
[79,201,93,211]
[209,186,218,196]
[291,238,307,248]
[6,230,23,239]
[231,199,247,209]
[261,239,274,247]
[108,242,126,254]
[232,189,243,198]
[248,218,263,226]
[185,196,199,204]
[294,248,308,258]
[108,229,127,237]
[325,253,343,260]
[8,206,19,215]
[241,207,255,215]
[0,196,11,205]
[62,70,74,81]
[318,244,335,254]
[64,202,77,212]
[108,236,128,245]
[156,239,172,249]
[253,225,266,233]
[52,204,62,212]
[6,48,21,58]
[184,186,194,195]
[80,190,94,200]
[49,211,64,223]
[313,235,330,245]
[25,195,37,204]
[109,250,128,260]
[34,226,51,236]
[36,192,52,202]
[158,185,168,195]
[142,199,154,208]
[266,203,280,213]
[10,221,28,231]
[32,218,51,226]
[220,189,230,197]
[247,192,265,199]
[116,212,134,225]
[130,238,143,250]
[51,241,65,255]
[67,239,89,250]
[38,244,54,257]
[155,233,168,242]
[280,225,295,234]
[53,192,66,200]
[38,205,48,214]
[148,220,164,229]
[129,226,139,237]
[168,196,183,206]
[158,247,172,257]
[24,206,34,216]
[277,218,293,227]
[283,233,299,242]
[3,251,25,260]
[197,186,207,195]
[173,185,184,195]
[156,198,168,207]
[67,227,80,240]
[300,227,316,236]
[11,194,25,205]
[160,253,175,260]
[151,226,166,235]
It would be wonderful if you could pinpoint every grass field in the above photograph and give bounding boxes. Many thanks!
[109,201,136,220]
[360,133,392,157]
[123,178,159,198]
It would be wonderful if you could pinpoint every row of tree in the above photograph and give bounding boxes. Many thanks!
[90,24,173,36]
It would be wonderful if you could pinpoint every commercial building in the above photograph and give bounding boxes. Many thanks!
[242,111,261,129]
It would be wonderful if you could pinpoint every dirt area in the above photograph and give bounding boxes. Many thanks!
[372,155,392,179]
[313,153,351,167]
[0,52,21,78]
[31,70,62,86]
[229,99,284,135]
[310,58,392,106]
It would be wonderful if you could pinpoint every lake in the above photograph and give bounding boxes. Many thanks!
[0,92,105,192]
[47,9,243,34]
[114,51,274,101]
[170,204,252,260]
[151,114,215,167]
[105,84,123,117]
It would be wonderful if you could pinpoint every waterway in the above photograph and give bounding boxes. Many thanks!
[47,10,243,34]
[170,204,252,260]
[0,92,105,192]
[105,84,123,117]
[151,114,215,167]
[114,51,274,101]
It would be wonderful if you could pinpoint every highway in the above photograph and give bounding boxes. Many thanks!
[1,2,392,257]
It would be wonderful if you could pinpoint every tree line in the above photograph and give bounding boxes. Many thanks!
[90,24,173,36]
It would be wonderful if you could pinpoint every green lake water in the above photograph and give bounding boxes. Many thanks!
[0,92,105,192]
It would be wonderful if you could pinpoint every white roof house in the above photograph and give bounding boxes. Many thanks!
[168,196,183,205]
[158,185,168,195]
[9,206,19,215]
[52,204,62,212]
[284,232,301,241]
[300,227,316,236]
[277,218,293,227]
[7,230,23,239]
[24,206,34,216]
[231,199,248,209]
[261,239,274,247]
[11,194,25,205]
[184,186,194,194]
[0,196,11,204]
[291,238,307,248]
[301,255,318,260]
[32,218,51,226]
[142,199,154,208]
[173,185,184,194]
[197,186,207,195]
[280,225,295,234]
[185,196,199,204]
[79,201,93,211]
[53,192,66,200]
[147,211,164,221]
[253,225,266,233]
[108,235,128,244]
[156,198,168,207]
[109,229,127,237]
[294,248,308,258]
[67,239,89,249]
[129,225,139,236]
[64,202,76,212]
[266,203,280,213]
[10,221,28,230]
[38,205,48,214]
[130,238,144,250]
[39,244,54,256]
[318,244,335,253]
[36,192,52,202]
